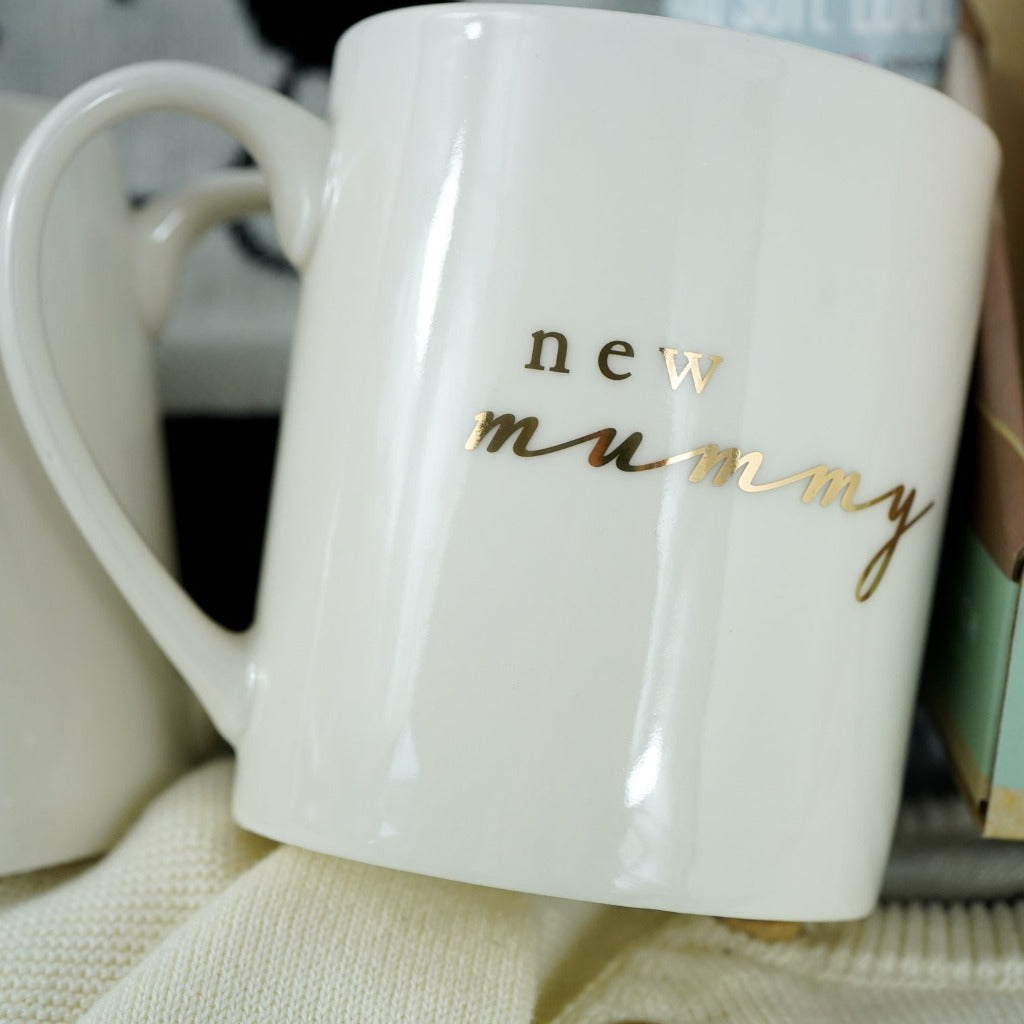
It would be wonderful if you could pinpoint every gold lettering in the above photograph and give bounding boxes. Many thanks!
[598,340,634,381]
[585,428,646,469]
[465,413,646,470]
[739,464,863,508]
[465,410,933,601]
[464,412,540,454]
[853,487,933,602]
[660,348,724,394]
[799,467,862,509]
[685,445,765,488]
[525,330,571,374]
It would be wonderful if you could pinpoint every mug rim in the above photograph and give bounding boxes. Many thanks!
[331,1,999,159]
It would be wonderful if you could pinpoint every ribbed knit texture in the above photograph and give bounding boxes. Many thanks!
[0,761,274,1021]
[3,759,1024,1023]
[553,908,1024,1023]
[84,848,538,1022]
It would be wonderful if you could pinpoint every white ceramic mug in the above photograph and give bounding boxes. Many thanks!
[0,6,998,918]
[0,92,265,874]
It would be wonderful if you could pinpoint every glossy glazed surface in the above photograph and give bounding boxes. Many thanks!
[0,8,999,915]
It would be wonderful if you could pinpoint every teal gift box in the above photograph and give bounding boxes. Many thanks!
[924,211,1024,837]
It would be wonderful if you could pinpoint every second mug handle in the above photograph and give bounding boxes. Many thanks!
[131,168,269,336]
[0,62,332,742]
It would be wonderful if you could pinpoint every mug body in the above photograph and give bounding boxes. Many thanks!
[0,93,209,874]
[203,7,998,917]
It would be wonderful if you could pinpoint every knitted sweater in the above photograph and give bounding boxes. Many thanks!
[2,758,1023,1023]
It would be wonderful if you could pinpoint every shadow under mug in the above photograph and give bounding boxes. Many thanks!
[0,92,265,874]
[0,5,999,918]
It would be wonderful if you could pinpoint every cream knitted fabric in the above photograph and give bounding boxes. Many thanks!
[0,760,274,1021]
[550,907,1024,1023]
[3,758,1024,1023]
[82,844,539,1022]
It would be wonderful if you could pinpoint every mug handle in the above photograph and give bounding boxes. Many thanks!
[131,169,269,336]
[0,62,332,743]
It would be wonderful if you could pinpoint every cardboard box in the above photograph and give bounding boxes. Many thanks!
[967,0,1024,344]
[923,205,1024,837]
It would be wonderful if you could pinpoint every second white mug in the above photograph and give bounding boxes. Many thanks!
[0,91,265,874]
